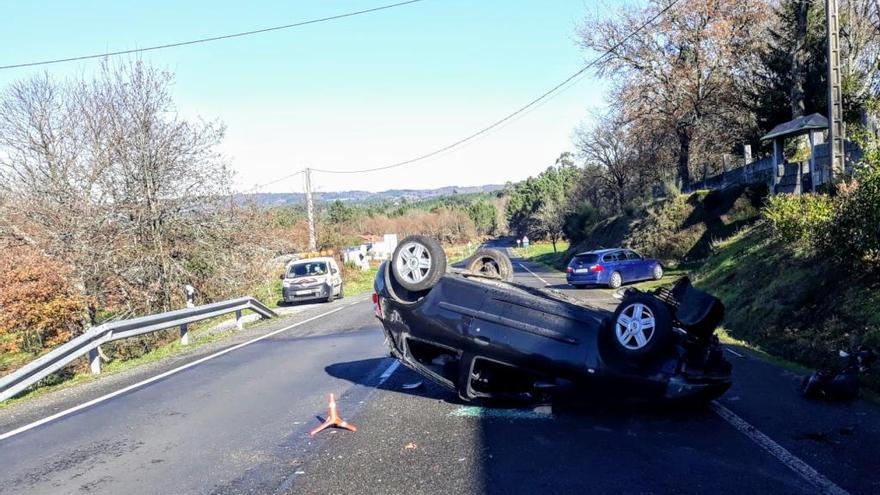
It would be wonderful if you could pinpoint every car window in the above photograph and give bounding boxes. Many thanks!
[289,261,328,277]
[626,251,642,260]
[603,252,620,262]
[572,254,599,265]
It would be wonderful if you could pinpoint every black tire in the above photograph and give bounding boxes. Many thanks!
[608,271,623,289]
[607,293,673,361]
[652,264,664,281]
[391,235,447,292]
[466,249,514,282]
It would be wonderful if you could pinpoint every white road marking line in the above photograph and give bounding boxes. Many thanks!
[711,402,850,495]
[517,262,549,286]
[725,347,745,358]
[377,360,400,385]
[0,302,360,442]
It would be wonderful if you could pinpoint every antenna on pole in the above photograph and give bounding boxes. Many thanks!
[305,168,317,251]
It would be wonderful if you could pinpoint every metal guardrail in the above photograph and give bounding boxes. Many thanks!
[0,297,277,402]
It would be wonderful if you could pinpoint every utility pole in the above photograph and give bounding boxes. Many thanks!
[304,168,317,251]
[826,0,845,180]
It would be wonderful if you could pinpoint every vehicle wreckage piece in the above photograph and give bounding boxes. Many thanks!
[801,347,877,401]
[374,236,732,404]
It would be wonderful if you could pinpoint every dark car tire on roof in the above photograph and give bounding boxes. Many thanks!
[607,293,673,361]
[608,271,623,289]
[465,249,514,282]
[391,235,447,292]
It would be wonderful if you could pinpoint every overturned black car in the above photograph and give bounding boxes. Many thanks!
[373,235,732,403]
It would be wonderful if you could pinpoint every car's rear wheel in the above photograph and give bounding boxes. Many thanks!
[608,271,623,289]
[608,293,673,361]
[465,249,513,282]
[652,264,663,280]
[391,235,447,292]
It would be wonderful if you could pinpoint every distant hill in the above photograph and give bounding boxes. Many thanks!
[245,184,505,206]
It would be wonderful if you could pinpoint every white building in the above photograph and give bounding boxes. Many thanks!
[342,233,399,270]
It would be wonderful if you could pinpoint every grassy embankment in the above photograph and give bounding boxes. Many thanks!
[517,185,880,387]
[513,241,570,271]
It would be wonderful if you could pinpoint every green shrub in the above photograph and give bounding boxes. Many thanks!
[763,193,833,252]
[826,162,880,268]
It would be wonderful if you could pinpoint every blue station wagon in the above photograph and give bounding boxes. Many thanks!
[566,248,663,289]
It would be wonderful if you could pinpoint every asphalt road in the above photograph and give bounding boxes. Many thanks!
[1,247,879,494]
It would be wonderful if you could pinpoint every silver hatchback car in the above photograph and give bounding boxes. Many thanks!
[281,257,343,303]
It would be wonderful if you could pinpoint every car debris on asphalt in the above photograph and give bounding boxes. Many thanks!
[801,346,876,401]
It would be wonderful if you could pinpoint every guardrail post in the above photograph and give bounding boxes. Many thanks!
[235,310,244,330]
[180,323,189,345]
[89,347,101,374]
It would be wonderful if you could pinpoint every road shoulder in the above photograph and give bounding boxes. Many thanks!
[0,295,370,436]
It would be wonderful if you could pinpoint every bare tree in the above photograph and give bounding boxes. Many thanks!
[579,0,769,186]
[0,61,273,321]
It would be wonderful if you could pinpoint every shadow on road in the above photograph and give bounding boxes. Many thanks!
[325,358,462,403]
[323,356,825,494]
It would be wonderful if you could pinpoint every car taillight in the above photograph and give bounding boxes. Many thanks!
[590,264,604,273]
[566,267,573,273]
[372,293,383,318]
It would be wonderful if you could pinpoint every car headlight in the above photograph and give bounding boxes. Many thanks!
[282,280,291,288]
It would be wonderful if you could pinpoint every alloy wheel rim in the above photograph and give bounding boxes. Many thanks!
[615,303,656,350]
[395,242,432,284]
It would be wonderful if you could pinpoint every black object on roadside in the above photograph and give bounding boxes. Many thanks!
[801,346,876,401]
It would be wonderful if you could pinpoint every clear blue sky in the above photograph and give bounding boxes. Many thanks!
[1,0,620,193]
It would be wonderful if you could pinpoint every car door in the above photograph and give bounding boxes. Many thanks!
[625,250,648,280]
[604,251,626,281]
[329,260,342,293]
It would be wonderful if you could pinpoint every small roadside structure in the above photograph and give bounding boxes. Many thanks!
[761,113,828,194]
[342,233,399,269]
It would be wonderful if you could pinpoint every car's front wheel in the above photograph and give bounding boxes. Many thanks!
[608,293,673,361]
[391,235,447,292]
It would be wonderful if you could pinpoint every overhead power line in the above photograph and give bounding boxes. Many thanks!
[311,0,682,176]
[245,170,305,193]
[0,0,427,70]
